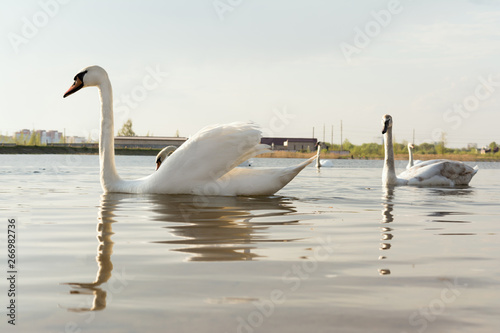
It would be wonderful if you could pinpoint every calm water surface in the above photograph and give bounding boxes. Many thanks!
[1,154,499,333]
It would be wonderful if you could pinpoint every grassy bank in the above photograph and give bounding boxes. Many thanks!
[1,145,499,161]
[0,145,160,156]
[260,150,500,161]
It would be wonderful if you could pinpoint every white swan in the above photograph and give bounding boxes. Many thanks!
[156,146,252,169]
[155,146,177,170]
[315,142,334,168]
[63,66,315,195]
[406,143,422,169]
[381,114,478,186]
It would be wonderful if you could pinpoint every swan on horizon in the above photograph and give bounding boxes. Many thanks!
[406,143,422,169]
[63,65,315,195]
[381,114,478,186]
[315,142,334,168]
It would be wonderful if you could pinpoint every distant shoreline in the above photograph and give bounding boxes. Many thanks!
[0,145,160,156]
[258,151,500,162]
[1,145,499,161]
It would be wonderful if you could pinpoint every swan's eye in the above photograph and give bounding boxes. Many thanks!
[74,70,88,82]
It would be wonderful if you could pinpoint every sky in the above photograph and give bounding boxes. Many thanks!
[1,0,499,148]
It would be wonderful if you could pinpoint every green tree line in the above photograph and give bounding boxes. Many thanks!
[317,139,498,158]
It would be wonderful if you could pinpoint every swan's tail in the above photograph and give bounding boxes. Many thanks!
[278,154,316,187]
[473,165,479,175]
[301,154,318,170]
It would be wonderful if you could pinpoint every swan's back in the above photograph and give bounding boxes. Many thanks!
[400,160,478,186]
[141,122,287,194]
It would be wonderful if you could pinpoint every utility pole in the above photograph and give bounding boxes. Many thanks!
[331,125,333,149]
[312,127,315,139]
[322,124,325,142]
[340,120,343,152]
[412,128,415,144]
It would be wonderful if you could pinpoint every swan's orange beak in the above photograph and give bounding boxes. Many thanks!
[155,160,162,171]
[63,77,84,98]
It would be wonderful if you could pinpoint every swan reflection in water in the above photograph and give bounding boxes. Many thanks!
[63,192,299,311]
[148,194,298,261]
[379,186,395,276]
[62,194,116,312]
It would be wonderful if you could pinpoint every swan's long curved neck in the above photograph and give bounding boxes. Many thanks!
[408,147,414,166]
[316,145,321,168]
[383,127,397,185]
[98,80,121,190]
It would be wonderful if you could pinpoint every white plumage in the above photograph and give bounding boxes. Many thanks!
[381,114,478,186]
[315,142,334,168]
[406,143,422,169]
[63,65,314,196]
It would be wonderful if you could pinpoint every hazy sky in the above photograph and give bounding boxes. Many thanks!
[1,0,499,147]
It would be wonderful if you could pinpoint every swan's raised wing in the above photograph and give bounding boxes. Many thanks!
[150,122,269,191]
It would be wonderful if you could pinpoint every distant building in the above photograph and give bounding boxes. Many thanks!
[481,146,499,154]
[261,137,317,151]
[114,136,188,148]
[14,129,65,144]
[15,129,31,143]
[481,147,491,154]
[66,136,87,144]
[45,130,63,144]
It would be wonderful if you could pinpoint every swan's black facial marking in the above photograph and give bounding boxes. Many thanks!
[63,70,88,98]
[382,116,392,134]
[155,155,164,171]
[74,70,87,83]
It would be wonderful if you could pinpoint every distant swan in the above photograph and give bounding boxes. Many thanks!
[155,146,177,170]
[406,143,422,169]
[63,66,315,195]
[315,142,333,168]
[381,114,478,186]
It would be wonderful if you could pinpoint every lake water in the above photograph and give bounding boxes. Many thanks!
[1,154,499,333]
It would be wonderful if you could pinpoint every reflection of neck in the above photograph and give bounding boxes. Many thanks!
[383,128,397,185]
[65,196,115,312]
[94,216,114,286]
[382,187,394,223]
[98,80,120,191]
